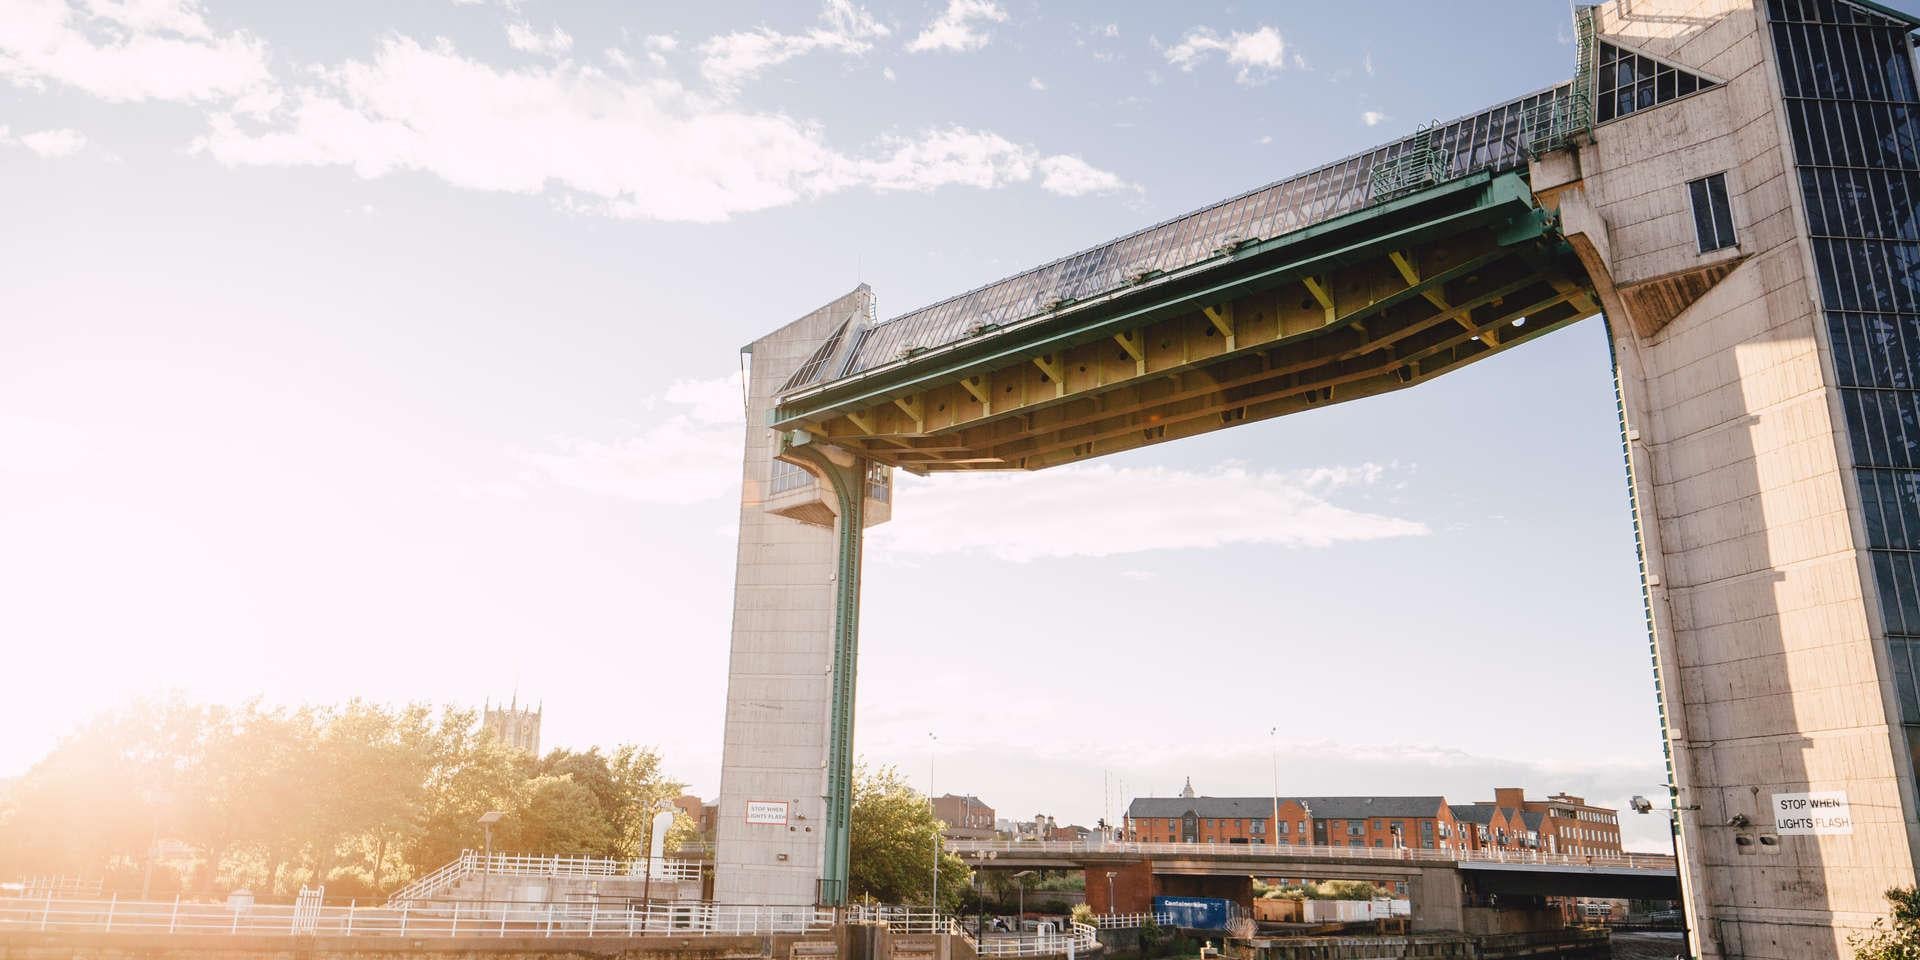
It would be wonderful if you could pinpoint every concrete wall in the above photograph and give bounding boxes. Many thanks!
[714,286,876,906]
[1541,1,1920,957]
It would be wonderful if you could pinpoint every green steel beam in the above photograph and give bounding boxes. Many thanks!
[772,172,1552,429]
[775,441,866,906]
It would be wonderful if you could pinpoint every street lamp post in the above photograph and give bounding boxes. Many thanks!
[1104,872,1117,916]
[1013,870,1036,928]
[478,810,505,912]
[929,732,939,912]
[1268,727,1281,850]
[1630,793,1700,959]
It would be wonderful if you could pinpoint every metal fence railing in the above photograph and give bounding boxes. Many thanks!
[945,838,1675,873]
[1091,912,1171,930]
[976,921,1099,957]
[0,896,834,939]
[385,851,703,907]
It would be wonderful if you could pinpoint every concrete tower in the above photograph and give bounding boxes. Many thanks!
[714,285,890,906]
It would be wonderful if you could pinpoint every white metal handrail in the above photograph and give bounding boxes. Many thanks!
[945,839,1675,872]
[386,851,703,906]
[0,896,835,939]
[1091,912,1171,929]
[976,921,1099,957]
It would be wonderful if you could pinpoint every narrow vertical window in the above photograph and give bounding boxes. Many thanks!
[1689,172,1737,252]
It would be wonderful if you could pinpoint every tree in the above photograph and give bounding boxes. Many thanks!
[403,709,528,874]
[847,765,970,912]
[1853,887,1920,960]
[606,745,691,858]
[513,776,616,855]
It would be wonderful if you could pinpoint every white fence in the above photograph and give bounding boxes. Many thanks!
[386,851,703,906]
[0,896,833,939]
[946,839,1675,873]
[976,921,1099,957]
[1091,913,1171,930]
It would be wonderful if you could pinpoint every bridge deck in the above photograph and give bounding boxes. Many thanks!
[781,84,1577,396]
[771,88,1598,473]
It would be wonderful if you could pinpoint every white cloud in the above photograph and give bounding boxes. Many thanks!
[1256,134,1272,145]
[506,22,572,56]
[1362,110,1387,127]
[1362,51,1374,76]
[907,0,1007,53]
[510,374,743,504]
[699,0,887,93]
[1099,23,1119,38]
[642,34,676,67]
[1036,154,1128,197]
[194,37,1129,223]
[0,0,273,104]
[1164,25,1287,85]
[872,462,1425,562]
[1027,76,1045,91]
[882,66,896,81]
[16,127,85,156]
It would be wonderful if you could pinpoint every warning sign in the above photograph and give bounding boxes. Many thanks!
[1772,791,1852,835]
[746,800,790,825]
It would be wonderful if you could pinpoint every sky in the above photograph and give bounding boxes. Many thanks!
[0,0,1723,852]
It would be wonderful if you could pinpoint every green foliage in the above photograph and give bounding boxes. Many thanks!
[1301,880,1387,901]
[1071,904,1095,927]
[847,764,971,913]
[0,697,687,897]
[1853,887,1920,960]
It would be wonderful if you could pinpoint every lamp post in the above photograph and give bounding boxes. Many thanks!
[1268,727,1281,850]
[1013,870,1036,928]
[1630,793,1699,959]
[478,810,505,911]
[1104,872,1117,916]
[929,732,939,912]
[139,788,169,900]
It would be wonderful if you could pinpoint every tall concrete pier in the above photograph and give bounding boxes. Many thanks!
[719,1,1920,956]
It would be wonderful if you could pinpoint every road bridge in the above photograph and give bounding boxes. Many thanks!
[717,3,1920,958]
[946,839,1679,931]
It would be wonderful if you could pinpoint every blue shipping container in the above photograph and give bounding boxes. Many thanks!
[1152,896,1230,931]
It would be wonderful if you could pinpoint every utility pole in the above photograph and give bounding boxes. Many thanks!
[1631,793,1699,959]
[1268,727,1281,849]
[929,732,939,913]
[477,810,504,913]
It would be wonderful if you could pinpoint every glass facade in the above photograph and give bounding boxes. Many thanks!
[1595,41,1718,123]
[783,83,1578,392]
[1767,0,1920,734]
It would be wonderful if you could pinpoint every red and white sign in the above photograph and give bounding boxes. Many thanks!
[746,800,790,825]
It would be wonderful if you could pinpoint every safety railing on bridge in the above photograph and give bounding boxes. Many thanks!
[945,839,1674,873]
[0,896,835,939]
[385,851,703,906]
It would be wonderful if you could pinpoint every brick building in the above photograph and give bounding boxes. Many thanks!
[931,794,996,839]
[1125,790,1460,850]
[1127,783,1618,856]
